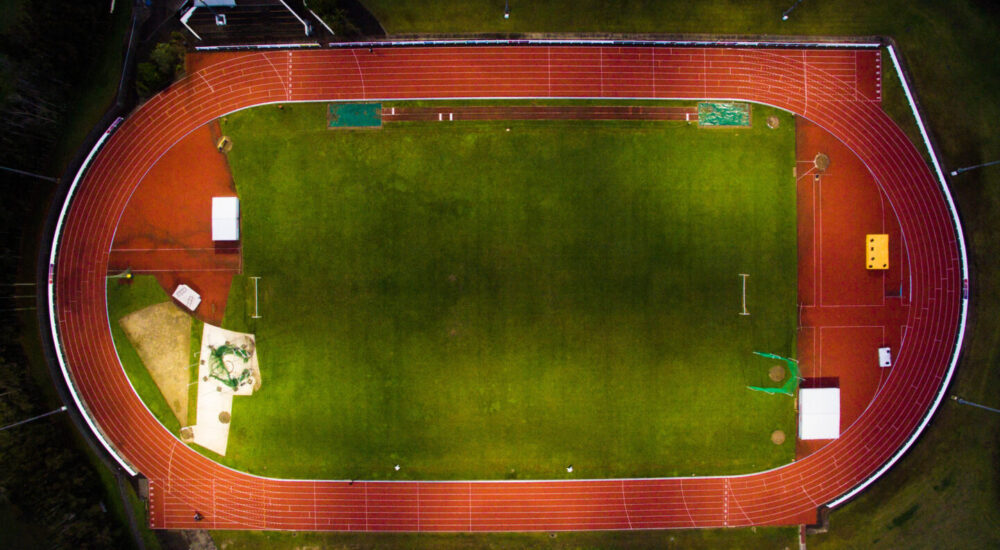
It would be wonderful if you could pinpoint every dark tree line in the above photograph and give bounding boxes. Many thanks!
[0,332,126,549]
[0,1,119,171]
[306,0,362,36]
[0,1,134,548]
[136,32,186,100]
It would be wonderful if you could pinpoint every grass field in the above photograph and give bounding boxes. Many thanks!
[211,102,797,480]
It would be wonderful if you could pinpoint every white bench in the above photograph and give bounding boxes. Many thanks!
[878,347,892,368]
[172,284,202,312]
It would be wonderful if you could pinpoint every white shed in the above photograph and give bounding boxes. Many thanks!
[212,197,240,241]
[798,387,841,440]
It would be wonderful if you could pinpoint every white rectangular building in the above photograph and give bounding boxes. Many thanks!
[212,197,240,241]
[799,387,841,440]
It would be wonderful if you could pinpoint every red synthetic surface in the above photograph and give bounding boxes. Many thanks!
[52,46,962,531]
[794,117,909,459]
[109,123,239,324]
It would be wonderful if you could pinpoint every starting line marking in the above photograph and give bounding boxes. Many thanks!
[739,273,750,316]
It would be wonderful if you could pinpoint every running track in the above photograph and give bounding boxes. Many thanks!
[50,46,964,531]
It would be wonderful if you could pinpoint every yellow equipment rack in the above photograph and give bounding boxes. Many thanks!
[866,234,888,270]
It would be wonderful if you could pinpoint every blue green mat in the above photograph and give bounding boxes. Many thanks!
[698,102,751,127]
[328,103,382,128]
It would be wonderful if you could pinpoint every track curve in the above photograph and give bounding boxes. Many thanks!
[49,45,964,530]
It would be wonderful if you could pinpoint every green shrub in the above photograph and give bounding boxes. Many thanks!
[136,32,187,99]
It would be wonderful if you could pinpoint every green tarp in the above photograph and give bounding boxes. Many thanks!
[698,102,751,127]
[747,351,800,396]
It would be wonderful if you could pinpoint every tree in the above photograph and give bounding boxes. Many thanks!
[136,32,188,99]
[307,0,361,36]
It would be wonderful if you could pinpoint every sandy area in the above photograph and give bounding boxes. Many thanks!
[120,302,192,425]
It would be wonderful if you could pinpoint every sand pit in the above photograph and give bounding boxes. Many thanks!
[768,365,786,382]
[185,323,260,456]
[814,153,831,172]
[119,302,192,425]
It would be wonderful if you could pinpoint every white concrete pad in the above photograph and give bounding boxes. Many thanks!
[186,323,259,456]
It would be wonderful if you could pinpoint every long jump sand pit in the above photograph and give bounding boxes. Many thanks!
[183,323,260,456]
[119,302,192,425]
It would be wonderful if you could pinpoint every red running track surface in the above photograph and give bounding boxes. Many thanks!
[50,46,963,531]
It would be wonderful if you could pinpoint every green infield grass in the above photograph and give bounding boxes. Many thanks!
[205,101,798,480]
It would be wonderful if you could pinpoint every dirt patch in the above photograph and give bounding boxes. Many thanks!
[120,302,192,425]
[768,365,786,382]
[766,115,780,129]
[814,153,831,172]
[771,430,786,445]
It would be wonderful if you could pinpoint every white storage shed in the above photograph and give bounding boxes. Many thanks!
[799,387,841,440]
[212,197,240,241]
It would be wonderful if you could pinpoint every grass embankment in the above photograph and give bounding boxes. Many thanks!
[212,526,797,549]
[217,102,797,480]
[106,276,183,434]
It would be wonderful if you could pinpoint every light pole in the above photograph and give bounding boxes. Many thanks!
[782,0,805,21]
[952,395,1000,415]
[0,165,59,183]
[0,406,68,432]
[504,0,510,19]
[950,159,1000,177]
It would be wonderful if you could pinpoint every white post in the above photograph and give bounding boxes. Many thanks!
[739,274,750,316]
[251,276,262,319]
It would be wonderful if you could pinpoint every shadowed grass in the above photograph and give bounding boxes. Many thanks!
[213,526,798,549]
[216,101,797,480]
